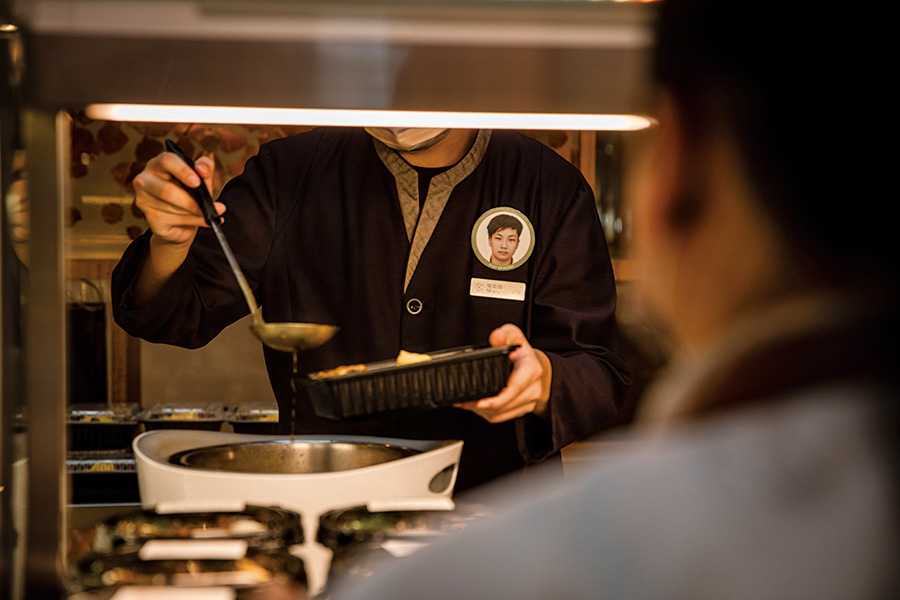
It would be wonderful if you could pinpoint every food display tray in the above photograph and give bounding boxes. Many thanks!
[67,403,140,451]
[318,503,490,555]
[91,505,304,552]
[67,546,306,595]
[303,344,516,421]
[317,504,490,595]
[140,402,226,431]
[68,505,307,597]
[227,402,280,434]
[67,450,139,505]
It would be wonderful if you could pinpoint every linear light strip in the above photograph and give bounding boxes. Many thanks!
[85,104,654,131]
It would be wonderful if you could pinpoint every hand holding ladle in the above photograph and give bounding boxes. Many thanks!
[164,140,338,354]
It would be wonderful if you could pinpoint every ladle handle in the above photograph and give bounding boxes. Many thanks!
[164,140,262,319]
[164,140,221,226]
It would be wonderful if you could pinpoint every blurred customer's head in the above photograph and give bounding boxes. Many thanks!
[633,0,896,350]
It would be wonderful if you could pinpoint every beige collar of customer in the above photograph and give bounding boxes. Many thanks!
[636,290,883,429]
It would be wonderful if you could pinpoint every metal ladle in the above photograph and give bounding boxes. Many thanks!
[165,140,338,354]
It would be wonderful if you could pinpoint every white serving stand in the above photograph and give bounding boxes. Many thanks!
[133,430,463,595]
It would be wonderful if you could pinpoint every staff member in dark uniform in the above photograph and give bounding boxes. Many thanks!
[111,126,631,491]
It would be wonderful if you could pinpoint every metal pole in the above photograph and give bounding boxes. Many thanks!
[22,107,68,599]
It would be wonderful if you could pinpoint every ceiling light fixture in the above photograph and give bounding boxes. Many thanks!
[85,104,654,131]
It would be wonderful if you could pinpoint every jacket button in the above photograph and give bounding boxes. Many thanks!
[406,298,423,315]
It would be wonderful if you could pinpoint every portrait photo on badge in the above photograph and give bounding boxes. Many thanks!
[471,207,535,271]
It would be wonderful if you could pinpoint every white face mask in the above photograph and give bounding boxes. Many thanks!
[364,127,450,152]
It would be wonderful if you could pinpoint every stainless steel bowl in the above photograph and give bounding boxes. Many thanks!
[168,440,420,474]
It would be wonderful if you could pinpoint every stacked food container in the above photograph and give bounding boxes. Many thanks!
[67,403,142,505]
[139,402,228,431]
[65,503,307,599]
[67,401,280,507]
[315,504,489,598]
[226,402,280,435]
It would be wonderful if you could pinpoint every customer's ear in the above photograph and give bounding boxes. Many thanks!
[654,93,708,234]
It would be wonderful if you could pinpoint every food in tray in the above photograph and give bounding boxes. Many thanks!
[228,403,281,433]
[163,410,202,420]
[235,411,279,422]
[313,349,434,379]
[73,550,304,591]
[74,414,115,423]
[313,363,368,379]
[91,506,305,554]
[98,557,272,587]
[88,462,117,472]
[106,513,268,541]
[139,404,228,431]
[318,504,492,563]
[141,403,225,421]
[67,403,140,424]
[395,349,432,365]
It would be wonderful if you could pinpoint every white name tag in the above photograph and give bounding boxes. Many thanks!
[470,278,526,302]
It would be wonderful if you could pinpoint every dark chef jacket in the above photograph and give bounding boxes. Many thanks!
[112,128,632,490]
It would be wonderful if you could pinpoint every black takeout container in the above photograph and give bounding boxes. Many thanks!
[67,450,139,505]
[67,403,140,451]
[139,402,226,431]
[317,503,489,555]
[303,344,516,420]
[67,546,306,595]
[227,401,280,434]
[316,504,489,598]
[66,505,306,598]
[91,504,304,553]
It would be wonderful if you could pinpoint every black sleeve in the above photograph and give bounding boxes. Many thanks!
[111,144,280,349]
[516,151,632,461]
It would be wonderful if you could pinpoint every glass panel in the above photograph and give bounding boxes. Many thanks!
[1,18,27,600]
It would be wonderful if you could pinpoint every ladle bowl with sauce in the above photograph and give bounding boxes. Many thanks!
[249,308,339,354]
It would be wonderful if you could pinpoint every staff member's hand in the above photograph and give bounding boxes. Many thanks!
[133,151,223,246]
[457,324,552,423]
[130,151,224,307]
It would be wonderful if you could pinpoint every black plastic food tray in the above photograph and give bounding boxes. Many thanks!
[230,420,280,435]
[67,404,140,451]
[92,505,304,551]
[69,546,307,594]
[228,403,280,435]
[67,450,140,505]
[303,345,516,420]
[140,403,226,431]
[68,422,139,451]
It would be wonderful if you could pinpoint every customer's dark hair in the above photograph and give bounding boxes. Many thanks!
[653,0,896,283]
[654,0,900,506]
